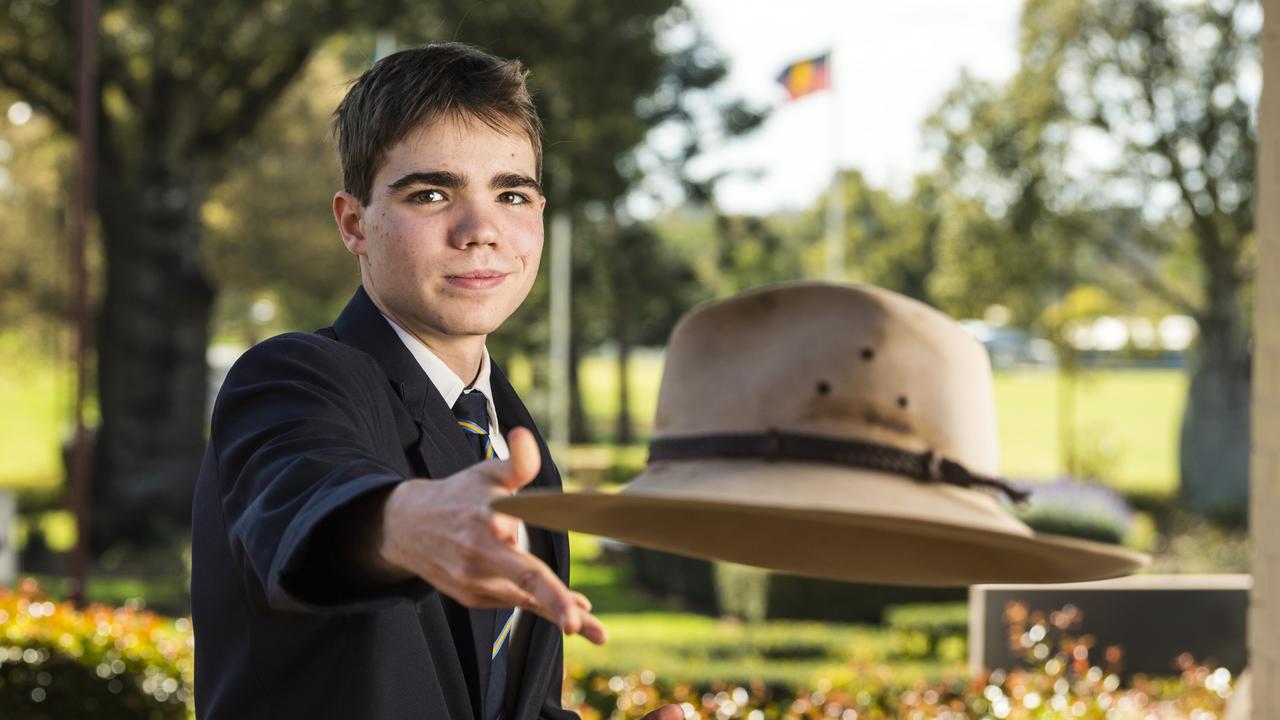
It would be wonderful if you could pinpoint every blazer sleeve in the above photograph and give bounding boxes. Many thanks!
[207,332,431,614]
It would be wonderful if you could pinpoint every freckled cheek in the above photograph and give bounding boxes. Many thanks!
[380,218,436,254]
[511,221,545,267]
[370,217,439,288]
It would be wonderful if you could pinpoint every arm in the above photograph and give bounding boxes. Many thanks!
[209,333,426,613]
[211,332,608,637]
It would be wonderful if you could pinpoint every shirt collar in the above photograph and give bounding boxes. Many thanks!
[382,315,497,420]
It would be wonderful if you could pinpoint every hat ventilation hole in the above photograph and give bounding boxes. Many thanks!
[897,395,909,408]
[860,347,875,361]
[816,381,831,396]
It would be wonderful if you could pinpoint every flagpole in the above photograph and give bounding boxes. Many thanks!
[824,45,845,282]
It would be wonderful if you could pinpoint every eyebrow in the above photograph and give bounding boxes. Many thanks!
[386,171,542,195]
[387,171,463,193]
[492,173,542,194]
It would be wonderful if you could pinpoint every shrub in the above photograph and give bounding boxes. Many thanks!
[883,602,969,662]
[562,600,1235,719]
[2,576,1234,720]
[628,547,965,623]
[0,578,193,719]
[1013,478,1135,545]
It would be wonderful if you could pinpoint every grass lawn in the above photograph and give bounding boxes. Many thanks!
[0,333,79,492]
[995,368,1186,494]
[562,614,958,688]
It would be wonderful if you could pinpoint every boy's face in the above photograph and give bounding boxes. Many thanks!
[334,113,545,346]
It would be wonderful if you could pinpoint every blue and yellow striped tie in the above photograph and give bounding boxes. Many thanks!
[451,390,513,720]
[452,391,495,461]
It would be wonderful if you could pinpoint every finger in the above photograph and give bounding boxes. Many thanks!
[464,427,540,493]
[449,575,605,644]
[449,575,537,610]
[576,610,607,645]
[489,512,521,546]
[485,543,580,632]
[492,426,541,493]
[446,585,525,610]
[570,591,592,613]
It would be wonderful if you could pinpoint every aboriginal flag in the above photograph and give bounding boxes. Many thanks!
[776,53,831,101]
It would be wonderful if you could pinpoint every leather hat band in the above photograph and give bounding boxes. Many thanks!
[647,430,1031,505]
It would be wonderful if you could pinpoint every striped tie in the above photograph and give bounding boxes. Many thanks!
[452,391,495,461]
[451,390,513,720]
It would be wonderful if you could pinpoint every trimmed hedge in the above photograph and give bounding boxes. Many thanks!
[0,579,193,719]
[629,548,964,623]
[883,602,969,662]
[1013,478,1135,546]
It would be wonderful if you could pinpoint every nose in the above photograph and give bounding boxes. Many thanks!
[449,199,500,249]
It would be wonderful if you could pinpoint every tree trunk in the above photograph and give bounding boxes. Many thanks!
[615,333,633,446]
[1178,295,1252,524]
[568,339,591,444]
[91,162,214,552]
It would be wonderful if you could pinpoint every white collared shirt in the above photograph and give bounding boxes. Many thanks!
[382,315,529,628]
[384,317,510,461]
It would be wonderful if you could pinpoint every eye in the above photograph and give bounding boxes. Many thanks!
[408,189,446,204]
[498,191,531,206]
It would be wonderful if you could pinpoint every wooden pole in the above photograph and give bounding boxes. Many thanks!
[1249,1,1279,715]
[548,170,572,473]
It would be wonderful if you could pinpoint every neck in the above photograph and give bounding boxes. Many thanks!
[416,331,485,386]
[363,288,485,385]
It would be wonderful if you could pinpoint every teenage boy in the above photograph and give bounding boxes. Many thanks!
[192,42,677,720]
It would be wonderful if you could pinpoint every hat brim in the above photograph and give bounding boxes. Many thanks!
[494,463,1149,587]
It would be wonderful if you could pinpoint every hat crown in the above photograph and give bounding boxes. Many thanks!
[654,283,1000,477]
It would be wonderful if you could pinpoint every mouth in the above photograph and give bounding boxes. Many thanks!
[445,270,510,290]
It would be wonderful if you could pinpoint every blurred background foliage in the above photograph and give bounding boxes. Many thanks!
[0,0,1261,713]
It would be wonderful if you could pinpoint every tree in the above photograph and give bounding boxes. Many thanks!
[813,171,943,302]
[203,41,360,338]
[925,0,1259,519]
[474,5,765,443]
[578,221,704,443]
[1,0,750,550]
[0,92,75,332]
[2,0,426,549]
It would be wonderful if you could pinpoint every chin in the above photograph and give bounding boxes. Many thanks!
[438,314,505,338]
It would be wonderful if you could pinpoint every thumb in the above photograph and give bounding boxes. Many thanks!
[493,426,541,492]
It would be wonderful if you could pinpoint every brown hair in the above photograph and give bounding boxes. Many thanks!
[332,42,543,205]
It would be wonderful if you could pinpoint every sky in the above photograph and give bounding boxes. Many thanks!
[677,0,1025,215]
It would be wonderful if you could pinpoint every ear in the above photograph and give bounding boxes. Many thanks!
[333,191,367,257]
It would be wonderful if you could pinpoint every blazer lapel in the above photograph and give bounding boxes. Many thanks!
[330,286,476,479]
[328,288,572,720]
[329,286,497,719]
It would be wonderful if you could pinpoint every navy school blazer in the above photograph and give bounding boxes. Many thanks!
[191,286,578,720]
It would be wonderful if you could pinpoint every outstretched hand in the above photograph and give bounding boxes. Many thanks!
[375,426,606,644]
